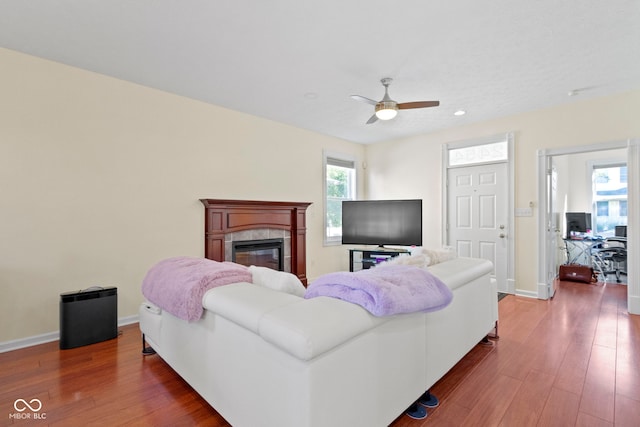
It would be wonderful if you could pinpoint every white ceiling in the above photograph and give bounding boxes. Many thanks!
[1,1,639,144]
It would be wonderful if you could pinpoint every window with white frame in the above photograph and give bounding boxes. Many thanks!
[592,163,627,237]
[324,153,357,245]
[448,140,508,167]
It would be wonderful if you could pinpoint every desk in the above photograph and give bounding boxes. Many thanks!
[605,237,627,248]
[563,239,601,266]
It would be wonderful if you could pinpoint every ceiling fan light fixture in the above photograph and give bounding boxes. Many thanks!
[352,78,439,124]
[375,102,398,120]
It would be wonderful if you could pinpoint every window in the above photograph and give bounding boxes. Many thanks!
[620,200,628,217]
[324,153,356,245]
[592,164,627,237]
[596,201,609,217]
[448,140,508,166]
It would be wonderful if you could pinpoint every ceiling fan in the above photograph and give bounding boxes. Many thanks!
[351,78,440,124]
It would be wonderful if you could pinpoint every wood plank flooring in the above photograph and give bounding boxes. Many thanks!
[390,280,640,427]
[1,279,639,426]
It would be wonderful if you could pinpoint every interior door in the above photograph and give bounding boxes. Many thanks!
[546,163,560,297]
[447,162,508,292]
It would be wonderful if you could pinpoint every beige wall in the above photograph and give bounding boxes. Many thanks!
[0,48,364,342]
[2,45,639,344]
[365,90,640,295]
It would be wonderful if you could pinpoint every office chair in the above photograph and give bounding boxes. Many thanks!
[592,246,627,283]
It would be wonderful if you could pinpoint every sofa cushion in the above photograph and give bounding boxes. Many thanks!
[258,296,389,361]
[202,283,302,334]
[428,257,493,290]
[422,247,457,265]
[248,265,306,297]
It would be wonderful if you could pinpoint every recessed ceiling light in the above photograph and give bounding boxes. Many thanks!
[454,110,466,116]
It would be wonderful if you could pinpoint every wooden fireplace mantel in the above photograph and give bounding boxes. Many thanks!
[200,199,312,284]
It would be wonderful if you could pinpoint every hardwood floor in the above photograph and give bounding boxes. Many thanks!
[1,280,639,426]
[390,280,640,427]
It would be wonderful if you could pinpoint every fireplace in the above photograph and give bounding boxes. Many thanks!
[232,238,284,271]
[200,199,312,285]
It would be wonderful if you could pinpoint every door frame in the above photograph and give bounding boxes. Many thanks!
[442,132,516,294]
[544,162,560,298]
[536,139,640,315]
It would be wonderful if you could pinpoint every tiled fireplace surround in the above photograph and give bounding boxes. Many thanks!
[225,229,291,272]
[200,199,312,285]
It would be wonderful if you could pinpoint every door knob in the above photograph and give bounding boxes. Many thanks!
[499,233,506,238]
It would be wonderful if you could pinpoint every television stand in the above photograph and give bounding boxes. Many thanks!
[349,248,408,272]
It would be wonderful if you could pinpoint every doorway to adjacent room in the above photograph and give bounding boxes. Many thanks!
[537,139,639,315]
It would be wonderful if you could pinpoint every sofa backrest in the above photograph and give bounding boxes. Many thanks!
[203,283,390,360]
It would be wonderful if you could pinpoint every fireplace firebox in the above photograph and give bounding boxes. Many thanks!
[232,238,284,271]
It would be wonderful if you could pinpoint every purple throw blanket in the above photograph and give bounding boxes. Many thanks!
[304,265,453,316]
[141,257,252,321]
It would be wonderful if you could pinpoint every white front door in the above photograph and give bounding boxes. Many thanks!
[447,162,509,292]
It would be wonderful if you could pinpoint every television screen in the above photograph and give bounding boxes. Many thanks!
[342,199,422,247]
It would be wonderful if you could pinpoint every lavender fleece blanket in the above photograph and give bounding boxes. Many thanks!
[141,257,252,322]
[304,265,453,316]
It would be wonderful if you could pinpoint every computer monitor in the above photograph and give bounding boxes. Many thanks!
[615,226,627,237]
[566,212,591,238]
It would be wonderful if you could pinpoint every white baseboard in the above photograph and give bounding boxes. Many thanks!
[0,315,139,354]
[515,288,539,299]
[536,281,549,299]
[628,294,640,315]
[0,331,60,353]
[117,314,140,327]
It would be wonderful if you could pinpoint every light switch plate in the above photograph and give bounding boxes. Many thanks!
[515,207,533,217]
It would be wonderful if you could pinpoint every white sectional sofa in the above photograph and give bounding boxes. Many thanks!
[139,256,497,427]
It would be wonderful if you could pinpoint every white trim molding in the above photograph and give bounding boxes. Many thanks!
[0,315,139,353]
[442,132,516,294]
[626,139,640,314]
[537,148,551,299]
[537,139,639,315]
[515,288,539,299]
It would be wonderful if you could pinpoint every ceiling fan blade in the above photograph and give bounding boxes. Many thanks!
[366,114,378,124]
[351,95,378,106]
[398,101,440,110]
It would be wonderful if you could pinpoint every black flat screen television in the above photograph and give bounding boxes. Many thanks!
[341,199,422,247]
